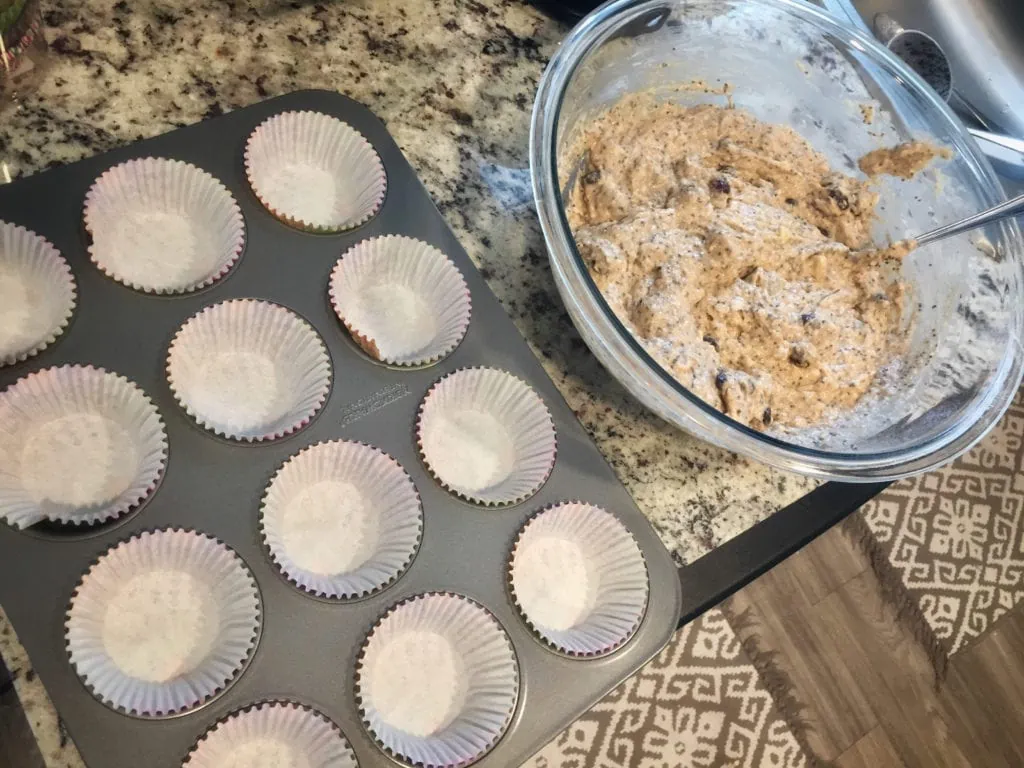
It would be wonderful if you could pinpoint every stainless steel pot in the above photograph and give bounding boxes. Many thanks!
[821,0,1024,137]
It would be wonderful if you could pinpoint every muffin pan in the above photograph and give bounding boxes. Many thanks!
[0,90,681,768]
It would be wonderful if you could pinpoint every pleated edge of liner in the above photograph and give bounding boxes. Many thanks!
[0,363,169,529]
[506,501,651,659]
[257,439,425,601]
[82,157,247,295]
[414,366,558,508]
[0,223,78,366]
[180,697,358,767]
[326,236,473,367]
[242,111,388,234]
[352,590,521,768]
[165,299,333,443]
[62,526,263,719]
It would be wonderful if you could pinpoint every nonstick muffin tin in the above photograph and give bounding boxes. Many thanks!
[0,90,682,768]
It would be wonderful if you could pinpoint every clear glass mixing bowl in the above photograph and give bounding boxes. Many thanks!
[530,0,1024,480]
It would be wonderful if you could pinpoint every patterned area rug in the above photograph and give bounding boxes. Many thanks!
[845,386,1024,676]
[527,608,810,768]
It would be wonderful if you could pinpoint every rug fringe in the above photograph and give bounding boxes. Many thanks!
[720,602,829,768]
[840,513,950,685]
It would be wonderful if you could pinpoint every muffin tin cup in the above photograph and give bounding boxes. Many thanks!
[83,157,245,294]
[508,502,649,657]
[416,367,557,506]
[245,110,387,233]
[0,220,77,367]
[329,235,472,366]
[260,440,423,599]
[183,700,359,768]
[65,528,262,717]
[0,365,167,529]
[355,592,519,768]
[166,299,332,442]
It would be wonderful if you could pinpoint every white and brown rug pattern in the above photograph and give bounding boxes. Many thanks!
[527,608,809,768]
[846,386,1024,676]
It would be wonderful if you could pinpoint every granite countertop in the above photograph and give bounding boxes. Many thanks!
[0,0,817,764]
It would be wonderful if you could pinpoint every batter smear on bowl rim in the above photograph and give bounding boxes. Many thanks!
[568,97,949,430]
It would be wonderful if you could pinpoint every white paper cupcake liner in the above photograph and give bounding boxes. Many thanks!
[0,221,77,366]
[329,235,471,366]
[417,368,557,505]
[260,440,423,599]
[183,700,358,768]
[83,157,245,294]
[245,111,387,233]
[166,299,332,442]
[65,528,262,717]
[0,365,167,529]
[356,592,518,768]
[509,502,649,657]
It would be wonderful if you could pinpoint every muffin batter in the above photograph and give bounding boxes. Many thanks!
[860,140,951,180]
[568,99,946,429]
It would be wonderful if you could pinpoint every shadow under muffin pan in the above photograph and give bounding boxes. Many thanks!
[0,90,681,768]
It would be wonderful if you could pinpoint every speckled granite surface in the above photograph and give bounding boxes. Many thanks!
[0,0,817,763]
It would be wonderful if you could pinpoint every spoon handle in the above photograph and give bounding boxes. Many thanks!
[916,192,1024,246]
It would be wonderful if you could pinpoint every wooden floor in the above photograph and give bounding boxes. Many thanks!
[3,524,1023,768]
[726,523,1024,768]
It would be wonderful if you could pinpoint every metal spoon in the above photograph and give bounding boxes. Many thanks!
[913,192,1024,247]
